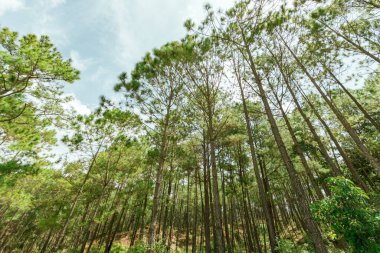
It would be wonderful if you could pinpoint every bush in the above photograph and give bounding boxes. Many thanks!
[110,243,129,253]
[127,242,146,253]
[127,241,167,253]
[276,239,313,253]
[311,177,380,253]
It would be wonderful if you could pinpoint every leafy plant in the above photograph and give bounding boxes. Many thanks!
[311,177,380,253]
[127,241,167,253]
[276,239,312,253]
[127,242,146,253]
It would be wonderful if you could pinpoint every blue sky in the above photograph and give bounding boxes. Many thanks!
[0,0,235,113]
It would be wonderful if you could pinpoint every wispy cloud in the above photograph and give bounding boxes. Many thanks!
[70,50,93,72]
[2,0,235,107]
[1,0,236,159]
[0,0,24,16]
[63,93,91,115]
[50,0,65,7]
[91,0,235,68]
[36,0,66,8]
[90,0,137,66]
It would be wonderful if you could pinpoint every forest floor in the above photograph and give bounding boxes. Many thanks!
[116,232,183,251]
[113,225,305,251]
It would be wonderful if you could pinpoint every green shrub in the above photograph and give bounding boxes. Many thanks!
[127,241,167,253]
[127,242,146,253]
[311,177,380,253]
[276,239,313,253]
[110,243,128,253]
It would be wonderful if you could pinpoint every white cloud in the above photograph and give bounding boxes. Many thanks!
[36,0,65,8]
[51,0,65,7]
[0,0,24,15]
[69,50,93,72]
[63,94,91,115]
[14,0,70,48]
[40,18,68,47]
[92,0,136,66]
[2,0,236,108]
[69,98,91,115]
[184,0,235,23]
[92,0,235,68]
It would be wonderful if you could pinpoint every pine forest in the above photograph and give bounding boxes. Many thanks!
[1,0,380,252]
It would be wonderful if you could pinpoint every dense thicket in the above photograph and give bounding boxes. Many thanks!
[1,0,380,252]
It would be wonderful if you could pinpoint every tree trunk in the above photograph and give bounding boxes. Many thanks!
[147,103,172,252]
[233,60,279,252]
[202,131,212,253]
[281,37,380,176]
[240,28,328,253]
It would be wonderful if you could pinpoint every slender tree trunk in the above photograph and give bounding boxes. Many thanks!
[138,194,148,241]
[202,132,212,253]
[233,60,279,252]
[40,230,53,253]
[161,172,172,244]
[268,82,325,199]
[147,103,172,252]
[269,55,343,177]
[167,181,178,250]
[208,119,225,253]
[281,37,380,176]
[192,167,199,253]
[103,212,118,253]
[185,169,191,253]
[326,68,380,132]
[296,84,370,192]
[53,147,102,252]
[86,224,100,253]
[222,170,231,253]
[240,28,328,253]
[105,198,129,253]
[319,21,380,63]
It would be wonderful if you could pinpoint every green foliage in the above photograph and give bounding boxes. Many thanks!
[311,177,380,252]
[110,243,129,253]
[276,239,312,253]
[87,243,128,253]
[126,241,167,253]
[152,241,168,253]
[127,242,146,253]
[0,27,79,157]
[0,160,37,186]
[1,0,380,252]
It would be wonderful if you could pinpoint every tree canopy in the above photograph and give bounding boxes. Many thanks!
[1,1,380,252]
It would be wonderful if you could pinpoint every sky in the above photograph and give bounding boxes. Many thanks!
[0,0,236,114]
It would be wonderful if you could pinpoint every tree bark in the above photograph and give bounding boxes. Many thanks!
[240,27,328,253]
